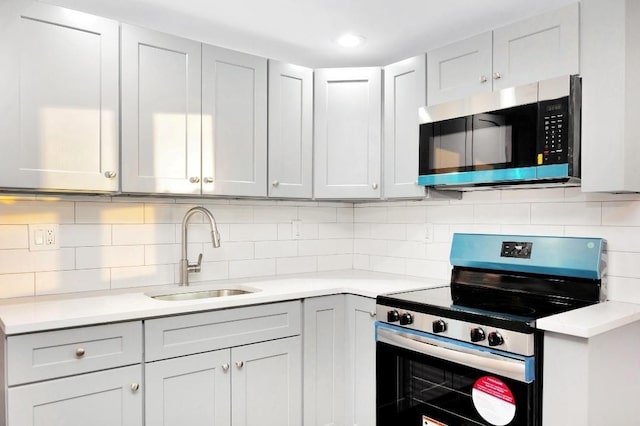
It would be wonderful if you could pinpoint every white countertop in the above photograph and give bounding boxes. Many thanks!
[537,300,640,338]
[0,271,446,335]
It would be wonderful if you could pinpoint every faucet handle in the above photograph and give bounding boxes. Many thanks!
[188,253,203,273]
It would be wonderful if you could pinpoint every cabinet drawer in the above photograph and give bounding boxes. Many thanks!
[145,301,301,361]
[7,321,142,386]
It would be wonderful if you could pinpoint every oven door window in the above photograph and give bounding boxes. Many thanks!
[377,342,535,426]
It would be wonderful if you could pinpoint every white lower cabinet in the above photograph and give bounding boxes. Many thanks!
[303,295,377,426]
[7,365,143,426]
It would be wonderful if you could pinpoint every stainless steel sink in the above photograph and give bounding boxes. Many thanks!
[151,288,254,301]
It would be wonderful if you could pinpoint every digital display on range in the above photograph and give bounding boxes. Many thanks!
[501,241,533,259]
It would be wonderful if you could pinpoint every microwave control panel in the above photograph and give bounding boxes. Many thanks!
[539,99,569,165]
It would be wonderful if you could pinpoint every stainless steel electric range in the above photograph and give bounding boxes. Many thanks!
[375,233,606,426]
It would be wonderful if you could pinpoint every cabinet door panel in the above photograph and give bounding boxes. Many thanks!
[121,24,202,194]
[493,3,579,90]
[314,68,381,199]
[145,350,231,426]
[7,365,142,426]
[427,32,492,105]
[202,46,267,197]
[303,295,346,426]
[268,60,313,198]
[232,336,302,426]
[383,55,427,198]
[0,0,118,191]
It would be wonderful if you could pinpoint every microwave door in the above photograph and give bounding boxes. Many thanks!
[472,113,511,168]
[428,117,471,173]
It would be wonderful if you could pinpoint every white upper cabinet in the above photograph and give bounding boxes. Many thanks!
[383,55,427,199]
[268,61,313,199]
[427,32,493,106]
[0,0,119,192]
[202,45,268,197]
[581,0,640,192]
[493,3,579,90]
[314,67,382,199]
[121,25,202,195]
[427,3,579,105]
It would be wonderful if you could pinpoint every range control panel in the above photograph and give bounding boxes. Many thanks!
[501,241,533,259]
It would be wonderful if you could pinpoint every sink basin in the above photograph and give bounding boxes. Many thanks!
[151,288,254,301]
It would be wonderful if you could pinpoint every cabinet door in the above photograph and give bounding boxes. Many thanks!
[0,1,119,191]
[314,68,382,199]
[383,55,427,199]
[202,45,267,197]
[268,60,313,198]
[232,336,302,426]
[145,350,231,426]
[121,24,202,195]
[7,364,142,426]
[493,3,579,91]
[427,32,492,105]
[344,296,377,426]
[303,295,347,426]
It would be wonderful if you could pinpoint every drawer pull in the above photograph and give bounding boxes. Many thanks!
[75,348,86,358]
[131,383,140,392]
[236,361,244,369]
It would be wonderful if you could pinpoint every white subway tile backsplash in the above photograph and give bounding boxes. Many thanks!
[606,276,640,304]
[229,224,278,241]
[144,204,196,224]
[387,206,426,223]
[0,249,75,273]
[354,239,387,256]
[298,239,352,256]
[318,223,354,239]
[76,202,144,224]
[201,205,253,224]
[406,259,451,280]
[565,226,640,253]
[112,224,175,245]
[0,200,75,224]
[277,256,317,275]
[531,202,601,226]
[229,259,275,279]
[203,241,255,261]
[608,252,640,278]
[76,246,144,269]
[353,254,370,270]
[0,274,34,298]
[298,207,337,223]
[369,223,407,240]
[317,254,352,271]
[145,244,179,266]
[474,203,530,225]
[111,264,175,289]
[354,223,371,239]
[370,256,406,275]
[499,224,564,236]
[253,206,297,223]
[0,225,28,249]
[427,205,474,224]
[188,261,229,283]
[354,207,387,223]
[60,224,111,247]
[602,201,640,226]
[337,207,354,223]
[387,240,427,260]
[255,241,298,259]
[36,269,110,295]
[501,188,565,203]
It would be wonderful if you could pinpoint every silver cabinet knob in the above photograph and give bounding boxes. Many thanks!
[131,383,140,392]
[236,361,244,369]
[189,176,201,183]
[203,177,214,184]
[272,180,279,187]
[372,183,378,190]
[104,171,117,179]
[222,363,230,372]
[480,75,488,83]
[75,348,85,358]
[493,72,502,80]
[369,311,376,318]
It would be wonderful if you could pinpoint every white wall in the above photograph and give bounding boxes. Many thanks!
[1,186,640,304]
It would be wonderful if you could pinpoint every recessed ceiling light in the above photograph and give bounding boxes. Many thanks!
[336,33,365,48]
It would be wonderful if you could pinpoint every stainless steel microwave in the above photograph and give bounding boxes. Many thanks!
[418,75,581,189]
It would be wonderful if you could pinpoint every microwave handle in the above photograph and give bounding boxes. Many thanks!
[377,328,529,383]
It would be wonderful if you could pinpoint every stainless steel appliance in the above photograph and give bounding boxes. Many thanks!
[417,75,581,189]
[376,233,605,426]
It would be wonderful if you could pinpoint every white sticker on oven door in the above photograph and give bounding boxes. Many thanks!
[423,415,447,426]
[471,376,516,425]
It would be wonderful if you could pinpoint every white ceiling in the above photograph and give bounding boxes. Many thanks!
[42,0,577,68]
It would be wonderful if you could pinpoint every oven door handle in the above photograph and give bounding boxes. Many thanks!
[377,328,530,383]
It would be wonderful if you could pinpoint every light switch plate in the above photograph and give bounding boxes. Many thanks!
[29,224,59,251]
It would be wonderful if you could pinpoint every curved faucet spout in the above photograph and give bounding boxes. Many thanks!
[180,206,221,286]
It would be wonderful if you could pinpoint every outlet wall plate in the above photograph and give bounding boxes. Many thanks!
[29,224,60,251]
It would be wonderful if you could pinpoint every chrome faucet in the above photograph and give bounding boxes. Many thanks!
[180,206,221,286]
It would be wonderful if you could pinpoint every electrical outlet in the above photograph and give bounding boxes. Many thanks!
[292,219,302,240]
[425,223,434,243]
[29,224,60,251]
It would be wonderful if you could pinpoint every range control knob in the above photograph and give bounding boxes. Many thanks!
[488,331,505,347]
[387,310,400,322]
[470,327,486,342]
[432,319,447,334]
[399,312,414,326]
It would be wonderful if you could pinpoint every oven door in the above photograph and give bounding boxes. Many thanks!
[376,324,538,426]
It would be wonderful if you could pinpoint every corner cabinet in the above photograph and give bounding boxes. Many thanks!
[427,3,579,105]
[314,68,382,199]
[268,60,313,198]
[303,295,377,426]
[2,321,143,426]
[383,55,427,199]
[0,0,119,192]
[202,46,268,197]
[120,24,203,195]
